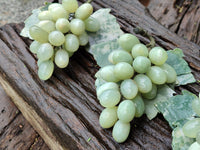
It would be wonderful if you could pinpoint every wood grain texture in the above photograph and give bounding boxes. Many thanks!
[147,0,200,45]
[0,0,199,149]
[0,86,49,150]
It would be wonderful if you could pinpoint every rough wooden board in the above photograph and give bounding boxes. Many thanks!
[0,23,172,150]
[0,85,49,150]
[0,0,198,150]
[147,0,200,45]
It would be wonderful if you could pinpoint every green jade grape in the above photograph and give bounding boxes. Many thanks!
[38,10,52,21]
[29,25,49,43]
[160,63,177,83]
[96,82,119,98]
[48,3,63,11]
[49,31,65,46]
[70,19,85,35]
[108,50,133,65]
[117,100,136,123]
[149,47,168,66]
[38,60,54,81]
[78,32,89,46]
[55,49,69,68]
[65,34,79,52]
[196,131,200,144]
[62,0,78,13]
[112,120,130,143]
[142,84,157,100]
[147,66,167,85]
[132,56,151,73]
[99,107,118,129]
[50,6,69,22]
[75,3,93,20]
[99,89,121,108]
[37,43,54,61]
[188,142,200,150]
[183,118,200,138]
[56,18,70,33]
[192,98,200,116]
[118,33,140,52]
[114,62,134,80]
[131,43,149,58]
[99,65,119,82]
[37,20,56,33]
[131,94,145,117]
[84,16,100,32]
[120,79,138,99]
[134,74,152,93]
[30,41,41,54]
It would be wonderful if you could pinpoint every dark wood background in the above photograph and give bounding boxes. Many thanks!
[0,0,199,149]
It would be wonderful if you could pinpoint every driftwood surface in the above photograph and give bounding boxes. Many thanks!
[0,0,200,150]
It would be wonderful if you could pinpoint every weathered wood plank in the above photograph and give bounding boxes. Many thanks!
[0,0,199,149]
[147,0,200,45]
[0,85,49,150]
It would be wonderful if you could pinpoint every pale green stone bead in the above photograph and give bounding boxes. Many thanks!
[188,142,200,150]
[142,84,157,100]
[131,94,145,117]
[108,50,133,65]
[131,43,149,58]
[192,99,200,117]
[38,60,54,81]
[112,120,130,143]
[114,62,134,80]
[99,89,121,108]
[183,118,200,138]
[118,33,140,52]
[147,66,167,85]
[132,56,151,73]
[134,74,152,93]
[99,65,119,82]
[160,63,177,83]
[117,100,135,123]
[96,82,119,98]
[99,107,118,129]
[120,79,138,99]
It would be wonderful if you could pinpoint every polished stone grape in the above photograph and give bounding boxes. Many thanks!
[134,74,152,93]
[96,82,119,98]
[118,34,140,52]
[114,62,134,80]
[147,66,167,85]
[132,56,151,73]
[120,79,138,99]
[117,100,135,123]
[108,50,133,65]
[131,94,145,117]
[131,43,148,58]
[183,118,200,138]
[99,89,121,108]
[112,120,130,143]
[99,107,118,129]
[149,47,168,66]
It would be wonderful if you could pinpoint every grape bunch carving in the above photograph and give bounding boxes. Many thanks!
[96,33,177,143]
[29,0,100,80]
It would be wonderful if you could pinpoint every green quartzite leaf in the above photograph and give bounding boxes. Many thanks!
[144,84,175,120]
[87,8,123,67]
[172,126,195,150]
[90,39,121,67]
[20,3,50,38]
[166,48,196,85]
[156,90,197,129]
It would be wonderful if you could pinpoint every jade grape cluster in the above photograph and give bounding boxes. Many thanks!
[182,97,200,149]
[96,33,177,143]
[29,0,100,80]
